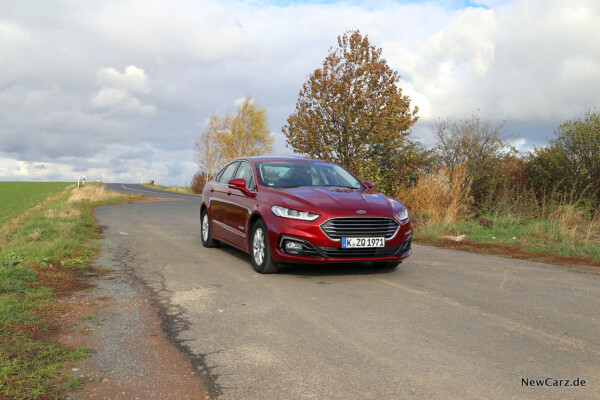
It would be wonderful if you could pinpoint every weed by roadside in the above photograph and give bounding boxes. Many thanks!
[400,164,600,264]
[141,183,200,196]
[0,184,136,399]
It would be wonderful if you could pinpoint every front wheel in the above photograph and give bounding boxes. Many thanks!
[250,220,279,274]
[201,209,220,248]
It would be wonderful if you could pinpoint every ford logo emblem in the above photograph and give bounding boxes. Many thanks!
[356,210,366,214]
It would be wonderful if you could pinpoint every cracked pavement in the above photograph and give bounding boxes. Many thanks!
[90,186,600,399]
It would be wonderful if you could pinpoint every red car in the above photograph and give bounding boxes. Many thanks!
[200,157,412,273]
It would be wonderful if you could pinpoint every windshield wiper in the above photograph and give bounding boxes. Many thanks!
[319,185,358,189]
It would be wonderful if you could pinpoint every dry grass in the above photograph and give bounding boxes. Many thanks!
[400,163,472,225]
[68,185,120,203]
[45,208,82,219]
[585,208,600,242]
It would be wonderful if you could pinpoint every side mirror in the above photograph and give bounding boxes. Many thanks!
[228,178,255,197]
[363,181,374,189]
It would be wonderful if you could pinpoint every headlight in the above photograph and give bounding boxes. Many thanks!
[396,208,409,221]
[271,205,319,221]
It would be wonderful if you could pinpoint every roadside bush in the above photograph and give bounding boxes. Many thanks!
[190,172,207,194]
[528,109,600,207]
[400,163,472,226]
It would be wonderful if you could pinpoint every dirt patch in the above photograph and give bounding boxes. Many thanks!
[415,237,600,274]
[29,263,90,295]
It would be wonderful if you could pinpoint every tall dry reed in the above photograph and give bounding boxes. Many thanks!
[399,163,472,225]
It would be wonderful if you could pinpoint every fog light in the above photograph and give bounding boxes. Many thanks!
[283,240,303,254]
[285,241,303,252]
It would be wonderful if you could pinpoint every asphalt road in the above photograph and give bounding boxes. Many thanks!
[95,185,600,399]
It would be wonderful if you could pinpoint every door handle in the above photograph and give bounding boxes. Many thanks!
[227,191,232,196]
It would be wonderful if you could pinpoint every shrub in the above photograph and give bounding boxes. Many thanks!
[190,172,207,194]
[400,163,472,226]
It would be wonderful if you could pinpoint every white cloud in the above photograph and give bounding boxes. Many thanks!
[1,0,600,185]
[90,65,155,114]
[97,65,150,94]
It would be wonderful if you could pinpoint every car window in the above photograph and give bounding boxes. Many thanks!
[256,160,363,189]
[217,162,240,184]
[234,161,256,190]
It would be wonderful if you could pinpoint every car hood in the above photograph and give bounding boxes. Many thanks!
[267,186,399,216]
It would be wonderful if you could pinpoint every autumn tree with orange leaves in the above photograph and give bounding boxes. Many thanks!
[195,96,273,180]
[283,30,420,195]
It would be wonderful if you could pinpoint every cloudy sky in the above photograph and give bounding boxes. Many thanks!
[1,0,599,185]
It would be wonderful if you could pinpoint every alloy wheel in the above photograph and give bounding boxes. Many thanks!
[253,227,265,265]
[202,214,209,242]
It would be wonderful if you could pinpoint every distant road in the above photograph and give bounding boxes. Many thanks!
[103,183,202,201]
[93,196,600,399]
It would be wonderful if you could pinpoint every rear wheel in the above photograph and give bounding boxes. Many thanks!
[373,261,400,269]
[250,220,279,274]
[201,209,220,248]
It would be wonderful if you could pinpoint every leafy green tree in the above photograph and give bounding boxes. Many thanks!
[282,30,419,195]
[528,109,600,204]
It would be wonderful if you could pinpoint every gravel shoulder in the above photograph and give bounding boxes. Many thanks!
[56,191,210,400]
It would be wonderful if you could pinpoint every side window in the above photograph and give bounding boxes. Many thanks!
[234,162,256,190]
[217,162,239,184]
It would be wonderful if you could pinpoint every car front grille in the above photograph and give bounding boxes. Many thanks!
[320,217,399,240]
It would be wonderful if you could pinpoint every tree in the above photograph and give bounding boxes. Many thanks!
[528,109,600,204]
[223,96,273,160]
[194,114,229,180]
[282,30,418,194]
[195,96,273,179]
[431,111,516,203]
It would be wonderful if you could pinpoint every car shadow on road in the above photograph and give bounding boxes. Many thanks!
[279,262,402,277]
[215,242,403,277]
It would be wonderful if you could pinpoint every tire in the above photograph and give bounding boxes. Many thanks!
[373,261,401,269]
[250,220,279,274]
[201,209,220,248]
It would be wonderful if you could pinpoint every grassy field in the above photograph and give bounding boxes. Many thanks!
[0,183,135,399]
[0,182,73,227]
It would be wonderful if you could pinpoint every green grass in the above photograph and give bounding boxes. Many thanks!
[0,331,89,399]
[0,183,135,399]
[0,182,72,227]
[414,213,600,261]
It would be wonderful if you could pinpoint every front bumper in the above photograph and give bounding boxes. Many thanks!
[266,215,413,264]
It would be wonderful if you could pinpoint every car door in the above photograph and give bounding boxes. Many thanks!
[227,161,258,249]
[210,161,240,242]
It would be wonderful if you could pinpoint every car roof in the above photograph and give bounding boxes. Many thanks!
[242,156,334,164]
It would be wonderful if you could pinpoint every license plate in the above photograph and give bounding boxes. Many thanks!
[342,237,385,248]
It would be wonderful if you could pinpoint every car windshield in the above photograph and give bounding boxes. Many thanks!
[256,160,364,189]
